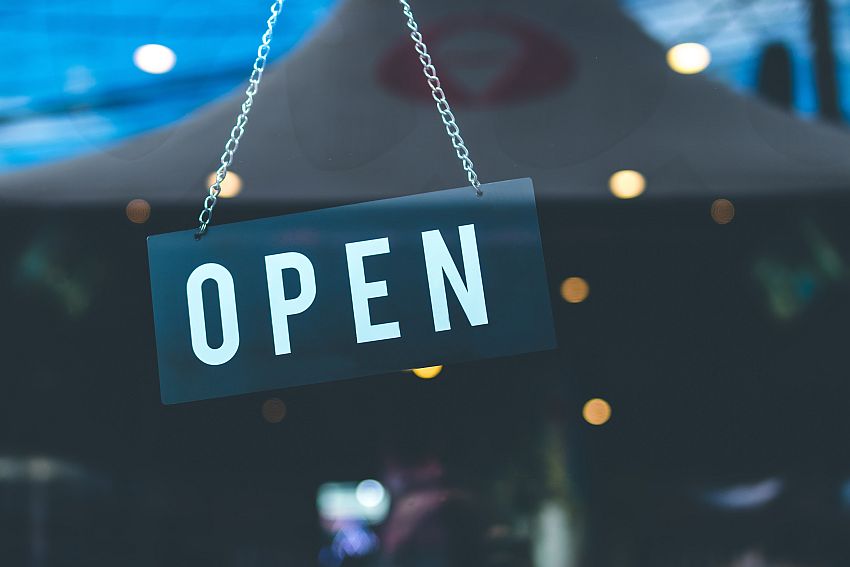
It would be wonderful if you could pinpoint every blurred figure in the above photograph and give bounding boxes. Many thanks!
[378,457,486,567]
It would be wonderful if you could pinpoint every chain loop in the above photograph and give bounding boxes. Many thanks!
[397,0,482,196]
[195,0,284,238]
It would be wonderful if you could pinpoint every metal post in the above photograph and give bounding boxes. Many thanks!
[810,0,843,122]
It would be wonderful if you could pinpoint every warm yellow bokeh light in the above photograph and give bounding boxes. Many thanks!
[667,42,711,75]
[609,170,646,199]
[583,398,611,426]
[126,199,151,224]
[560,277,590,304]
[262,398,287,423]
[206,171,243,198]
[711,198,735,224]
[412,366,443,379]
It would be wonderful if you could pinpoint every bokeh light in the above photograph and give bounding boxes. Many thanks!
[667,42,711,74]
[125,199,151,224]
[560,277,590,303]
[261,398,287,423]
[206,171,243,199]
[355,479,386,508]
[132,44,176,74]
[583,398,612,426]
[412,366,443,379]
[609,170,646,199]
[711,198,735,224]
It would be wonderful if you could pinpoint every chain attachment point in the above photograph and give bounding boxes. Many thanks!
[194,0,284,239]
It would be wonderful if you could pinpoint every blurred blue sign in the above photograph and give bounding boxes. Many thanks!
[147,178,555,404]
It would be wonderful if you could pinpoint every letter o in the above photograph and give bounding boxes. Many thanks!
[186,263,240,366]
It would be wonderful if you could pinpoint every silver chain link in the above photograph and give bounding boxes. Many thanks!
[195,0,483,238]
[195,0,284,238]
[398,0,483,197]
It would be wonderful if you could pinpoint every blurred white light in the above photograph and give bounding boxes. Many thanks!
[667,43,711,75]
[317,482,391,525]
[133,44,176,75]
[356,479,386,508]
[0,456,88,483]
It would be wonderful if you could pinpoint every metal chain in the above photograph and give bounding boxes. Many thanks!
[195,0,483,238]
[195,0,284,238]
[398,0,483,196]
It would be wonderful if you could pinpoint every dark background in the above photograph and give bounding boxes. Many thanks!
[3,191,850,566]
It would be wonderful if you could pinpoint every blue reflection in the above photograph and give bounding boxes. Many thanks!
[620,0,843,117]
[0,0,338,171]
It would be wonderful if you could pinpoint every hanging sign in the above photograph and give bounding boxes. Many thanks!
[148,178,555,404]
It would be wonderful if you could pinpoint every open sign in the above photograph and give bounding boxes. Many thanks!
[148,178,555,404]
[185,223,488,365]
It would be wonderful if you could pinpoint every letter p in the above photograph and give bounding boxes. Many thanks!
[265,252,317,355]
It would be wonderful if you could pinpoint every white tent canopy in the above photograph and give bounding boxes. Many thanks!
[3,0,850,204]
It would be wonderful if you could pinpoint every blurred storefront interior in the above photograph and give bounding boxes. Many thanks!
[3,0,850,566]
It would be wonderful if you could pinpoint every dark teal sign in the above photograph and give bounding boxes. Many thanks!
[147,178,555,404]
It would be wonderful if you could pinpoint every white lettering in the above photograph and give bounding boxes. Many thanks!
[422,224,488,332]
[345,238,401,343]
[186,263,240,365]
[265,252,317,355]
